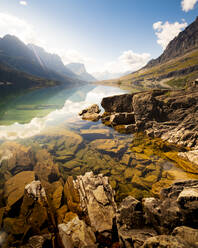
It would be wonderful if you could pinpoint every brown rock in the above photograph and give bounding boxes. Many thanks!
[63,176,82,215]
[101,94,133,113]
[52,184,63,210]
[172,226,198,246]
[79,104,101,122]
[4,171,35,210]
[34,149,60,183]
[58,216,96,248]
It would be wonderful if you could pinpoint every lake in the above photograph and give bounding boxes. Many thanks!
[0,84,197,204]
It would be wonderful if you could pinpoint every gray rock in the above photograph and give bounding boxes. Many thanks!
[25,180,47,202]
[142,180,198,234]
[58,216,96,248]
[117,196,144,229]
[74,172,116,233]
[100,82,198,157]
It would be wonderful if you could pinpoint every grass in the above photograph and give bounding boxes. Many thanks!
[99,48,198,90]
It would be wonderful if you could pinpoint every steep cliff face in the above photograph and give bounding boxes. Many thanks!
[146,17,198,68]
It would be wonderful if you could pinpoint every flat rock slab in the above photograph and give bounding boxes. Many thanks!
[4,171,35,210]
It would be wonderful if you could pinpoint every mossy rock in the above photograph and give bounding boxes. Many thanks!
[135,153,152,161]
[165,152,198,173]
[124,168,135,179]
[63,176,82,215]
[128,187,151,200]
[131,146,144,153]
[52,185,63,210]
[63,212,78,224]
[109,179,117,189]
[56,205,68,224]
[62,160,81,170]
[90,139,126,155]
[131,175,149,190]
[4,171,35,210]
[151,179,173,196]
[111,168,120,175]
[3,217,30,235]
[120,154,132,165]
[135,164,146,171]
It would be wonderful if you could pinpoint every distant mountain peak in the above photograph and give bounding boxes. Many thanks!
[66,63,96,82]
[66,63,86,75]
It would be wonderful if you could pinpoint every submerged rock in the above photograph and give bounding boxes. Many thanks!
[4,171,35,210]
[79,104,101,121]
[25,180,47,202]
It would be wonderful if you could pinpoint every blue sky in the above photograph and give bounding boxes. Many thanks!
[0,0,197,73]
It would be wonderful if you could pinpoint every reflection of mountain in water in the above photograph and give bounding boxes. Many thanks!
[0,84,95,125]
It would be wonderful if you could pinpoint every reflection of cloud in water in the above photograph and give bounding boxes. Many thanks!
[0,86,126,140]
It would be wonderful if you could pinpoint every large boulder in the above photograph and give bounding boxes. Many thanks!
[100,83,198,155]
[117,196,156,248]
[3,180,56,247]
[101,94,133,113]
[143,180,198,233]
[117,196,144,229]
[74,172,117,232]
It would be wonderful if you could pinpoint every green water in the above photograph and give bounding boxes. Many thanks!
[0,83,197,204]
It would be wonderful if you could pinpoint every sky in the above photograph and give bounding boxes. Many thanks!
[0,0,197,74]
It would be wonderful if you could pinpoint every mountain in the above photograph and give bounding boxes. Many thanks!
[66,63,96,82]
[28,44,77,79]
[0,35,86,87]
[0,62,62,106]
[147,16,198,68]
[100,16,198,90]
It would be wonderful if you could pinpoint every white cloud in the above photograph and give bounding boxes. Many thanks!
[0,85,125,140]
[0,13,149,75]
[181,0,198,12]
[19,1,27,6]
[57,49,95,66]
[0,13,41,45]
[153,20,187,50]
[103,50,151,74]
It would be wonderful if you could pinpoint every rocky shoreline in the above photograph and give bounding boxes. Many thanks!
[1,171,198,247]
[80,80,198,166]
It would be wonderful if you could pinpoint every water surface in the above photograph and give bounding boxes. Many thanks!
[0,84,197,202]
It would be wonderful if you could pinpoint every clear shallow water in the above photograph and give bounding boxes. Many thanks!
[0,84,197,203]
[0,85,125,140]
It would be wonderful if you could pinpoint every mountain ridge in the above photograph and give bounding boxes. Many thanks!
[99,16,198,90]
[0,35,93,87]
